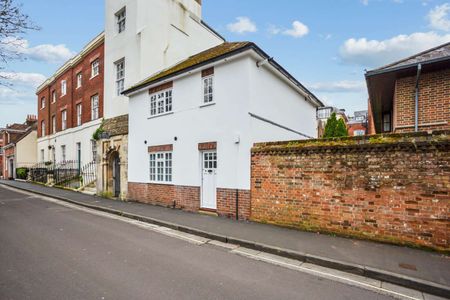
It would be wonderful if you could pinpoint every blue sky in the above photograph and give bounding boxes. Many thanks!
[1,0,450,127]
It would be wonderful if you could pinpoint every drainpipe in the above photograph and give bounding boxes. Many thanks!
[414,64,422,132]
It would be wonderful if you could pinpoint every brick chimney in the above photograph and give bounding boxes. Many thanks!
[26,114,37,126]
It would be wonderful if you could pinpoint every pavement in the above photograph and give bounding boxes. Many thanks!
[0,185,398,300]
[1,180,449,298]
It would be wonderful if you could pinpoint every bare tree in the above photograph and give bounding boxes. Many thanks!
[0,0,38,84]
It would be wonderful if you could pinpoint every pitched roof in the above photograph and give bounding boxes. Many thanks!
[125,42,250,93]
[367,42,450,75]
[123,41,323,107]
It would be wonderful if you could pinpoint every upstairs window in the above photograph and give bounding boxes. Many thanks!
[116,7,126,33]
[115,58,125,96]
[202,68,214,104]
[76,103,82,126]
[52,90,56,103]
[61,110,67,130]
[317,108,332,119]
[51,115,56,134]
[354,130,365,136]
[40,97,45,109]
[76,72,82,88]
[91,94,99,120]
[61,80,67,96]
[91,59,100,78]
[150,89,172,117]
[41,120,46,137]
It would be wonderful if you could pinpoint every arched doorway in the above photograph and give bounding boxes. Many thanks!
[108,151,121,198]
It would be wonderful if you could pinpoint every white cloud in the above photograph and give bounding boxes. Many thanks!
[427,3,450,31]
[0,72,46,88]
[1,37,75,64]
[309,80,366,93]
[339,31,450,67]
[227,17,257,34]
[282,21,309,38]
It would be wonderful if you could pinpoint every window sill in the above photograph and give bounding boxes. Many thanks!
[148,181,173,186]
[148,111,174,120]
[200,102,216,108]
[90,74,99,80]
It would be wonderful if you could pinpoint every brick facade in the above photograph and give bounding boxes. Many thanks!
[217,188,250,220]
[347,123,367,136]
[393,68,449,133]
[128,182,251,220]
[251,131,450,251]
[37,38,104,138]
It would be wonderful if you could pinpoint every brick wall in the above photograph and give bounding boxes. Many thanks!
[128,182,251,219]
[251,131,450,251]
[37,40,104,138]
[217,188,250,220]
[394,68,449,133]
[128,182,200,212]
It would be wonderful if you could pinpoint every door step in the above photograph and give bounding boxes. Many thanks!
[198,209,218,217]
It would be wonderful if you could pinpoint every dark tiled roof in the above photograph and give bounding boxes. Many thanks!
[7,123,28,130]
[103,114,129,137]
[124,42,251,93]
[370,42,450,73]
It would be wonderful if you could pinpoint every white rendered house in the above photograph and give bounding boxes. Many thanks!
[98,0,224,199]
[124,42,323,219]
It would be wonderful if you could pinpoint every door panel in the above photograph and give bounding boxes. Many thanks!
[201,151,217,209]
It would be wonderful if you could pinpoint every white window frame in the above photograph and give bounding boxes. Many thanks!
[76,103,82,126]
[150,89,172,117]
[76,72,82,89]
[202,75,214,104]
[61,145,66,162]
[52,115,56,134]
[149,152,172,183]
[354,130,365,136]
[91,140,97,163]
[91,94,99,120]
[40,149,45,162]
[52,90,56,103]
[116,7,126,33]
[41,120,45,137]
[61,80,67,96]
[41,97,45,109]
[91,59,100,78]
[115,58,125,96]
[61,110,67,131]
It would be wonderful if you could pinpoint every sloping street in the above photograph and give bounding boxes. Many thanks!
[0,185,399,300]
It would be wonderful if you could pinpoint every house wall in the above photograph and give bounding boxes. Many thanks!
[347,123,367,136]
[104,0,223,119]
[36,39,104,166]
[394,68,450,133]
[128,54,319,218]
[251,132,450,251]
[16,131,37,166]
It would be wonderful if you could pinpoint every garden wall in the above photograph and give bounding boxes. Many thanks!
[251,131,450,251]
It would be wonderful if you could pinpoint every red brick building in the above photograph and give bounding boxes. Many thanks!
[36,33,104,166]
[347,110,368,136]
[366,42,450,134]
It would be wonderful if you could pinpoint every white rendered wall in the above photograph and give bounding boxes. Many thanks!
[104,0,223,119]
[16,131,37,165]
[37,119,101,166]
[128,54,319,191]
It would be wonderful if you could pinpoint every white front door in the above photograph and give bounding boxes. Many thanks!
[201,151,217,209]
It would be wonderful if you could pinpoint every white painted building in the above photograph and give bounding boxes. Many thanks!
[98,0,224,199]
[104,0,224,118]
[124,42,323,218]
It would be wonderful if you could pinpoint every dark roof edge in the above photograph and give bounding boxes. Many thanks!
[368,41,450,73]
[124,43,324,107]
[200,20,226,42]
[366,52,450,78]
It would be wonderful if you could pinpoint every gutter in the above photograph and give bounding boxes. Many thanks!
[414,64,422,132]
[365,56,449,77]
